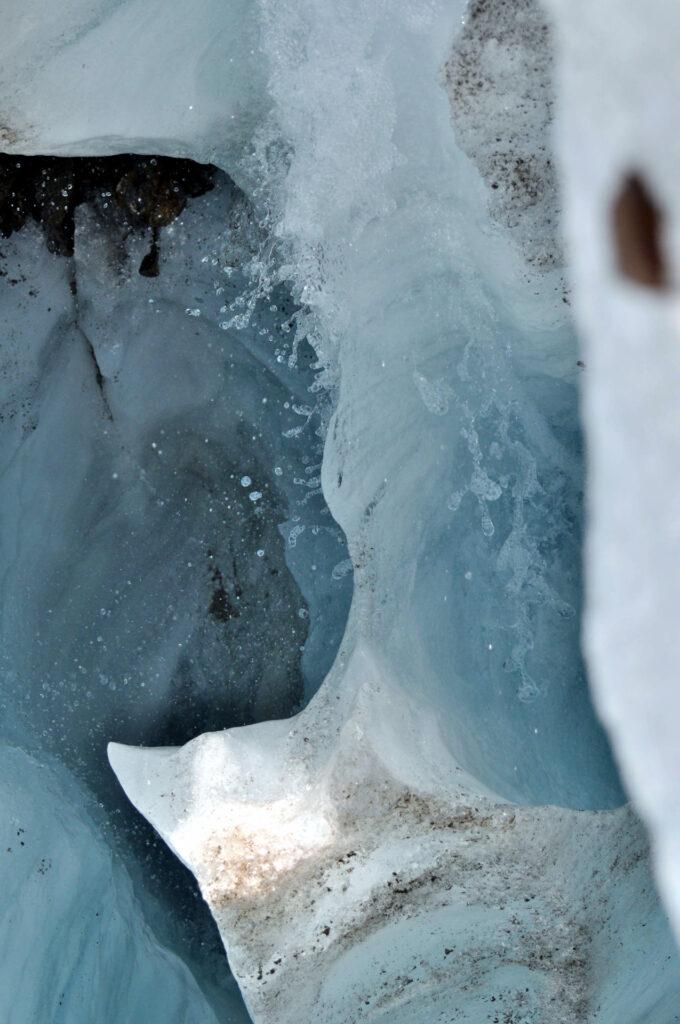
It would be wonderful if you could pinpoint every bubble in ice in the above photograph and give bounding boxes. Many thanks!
[331,558,353,581]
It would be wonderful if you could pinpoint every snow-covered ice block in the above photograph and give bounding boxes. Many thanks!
[548,0,680,945]
[109,646,680,1023]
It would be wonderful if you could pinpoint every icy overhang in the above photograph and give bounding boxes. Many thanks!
[0,0,268,192]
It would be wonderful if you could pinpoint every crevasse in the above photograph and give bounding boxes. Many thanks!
[2,1,680,1022]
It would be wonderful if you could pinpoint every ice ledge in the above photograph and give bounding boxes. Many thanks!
[110,646,675,1024]
[0,0,268,194]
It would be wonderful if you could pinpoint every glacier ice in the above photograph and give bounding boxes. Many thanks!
[0,742,226,1024]
[111,0,680,1020]
[2,0,680,1021]
[0,0,267,194]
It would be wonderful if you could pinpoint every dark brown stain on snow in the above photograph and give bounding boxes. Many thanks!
[612,173,668,290]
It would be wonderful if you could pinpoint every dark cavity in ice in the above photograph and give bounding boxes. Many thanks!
[0,153,352,1021]
[0,152,215,276]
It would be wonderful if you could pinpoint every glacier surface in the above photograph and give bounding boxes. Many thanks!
[1,0,680,1021]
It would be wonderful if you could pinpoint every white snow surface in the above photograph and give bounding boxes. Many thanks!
[109,649,680,1023]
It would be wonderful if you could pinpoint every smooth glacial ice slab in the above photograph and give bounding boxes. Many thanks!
[1,742,223,1024]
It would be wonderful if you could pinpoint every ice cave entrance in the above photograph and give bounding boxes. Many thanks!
[0,150,625,813]
[0,146,624,1020]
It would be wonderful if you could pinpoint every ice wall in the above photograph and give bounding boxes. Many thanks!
[0,166,350,1018]
[250,0,618,809]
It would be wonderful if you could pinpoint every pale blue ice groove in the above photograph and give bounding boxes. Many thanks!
[0,743,228,1024]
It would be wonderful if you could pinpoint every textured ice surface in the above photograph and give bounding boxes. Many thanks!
[250,0,619,809]
[444,0,562,274]
[547,0,680,949]
[111,702,680,1023]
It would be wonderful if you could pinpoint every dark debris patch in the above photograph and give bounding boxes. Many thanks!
[612,172,668,290]
[0,153,216,275]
